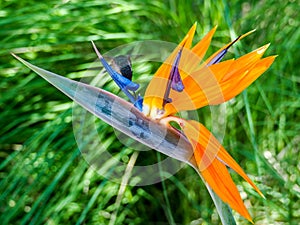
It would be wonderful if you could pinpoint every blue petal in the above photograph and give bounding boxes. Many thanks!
[171,67,184,92]
[207,35,241,66]
[134,95,144,112]
[162,46,185,107]
[207,49,228,66]
[91,41,140,104]
[170,48,185,92]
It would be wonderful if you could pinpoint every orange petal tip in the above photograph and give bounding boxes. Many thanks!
[210,25,218,34]
[254,43,270,55]
[240,29,256,40]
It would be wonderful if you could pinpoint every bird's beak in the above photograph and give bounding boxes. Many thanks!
[11,53,197,167]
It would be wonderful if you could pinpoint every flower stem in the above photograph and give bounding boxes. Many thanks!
[207,186,237,225]
[193,167,237,225]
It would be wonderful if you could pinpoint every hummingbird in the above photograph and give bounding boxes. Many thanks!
[111,55,133,81]
[87,54,133,81]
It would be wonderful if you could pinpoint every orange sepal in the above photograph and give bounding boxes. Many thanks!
[167,40,275,111]
[201,155,253,222]
[177,119,263,221]
[221,43,270,82]
[143,23,197,115]
[229,55,277,97]
[192,26,217,63]
[220,54,276,103]
[167,60,234,113]
[185,121,264,198]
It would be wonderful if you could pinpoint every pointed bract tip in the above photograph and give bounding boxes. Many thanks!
[11,53,27,65]
[11,52,20,60]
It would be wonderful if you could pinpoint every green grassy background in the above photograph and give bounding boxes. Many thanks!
[1,0,299,224]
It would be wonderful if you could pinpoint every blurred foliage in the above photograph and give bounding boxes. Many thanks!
[0,0,299,224]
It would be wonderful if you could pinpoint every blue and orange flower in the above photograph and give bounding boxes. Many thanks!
[92,23,275,221]
[13,22,275,222]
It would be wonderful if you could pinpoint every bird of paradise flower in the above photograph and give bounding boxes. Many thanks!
[12,22,275,223]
